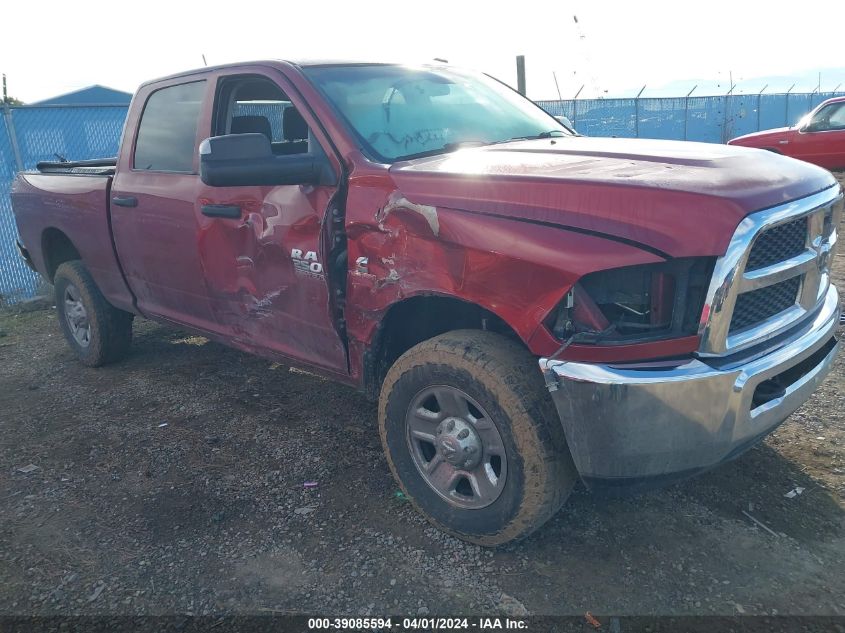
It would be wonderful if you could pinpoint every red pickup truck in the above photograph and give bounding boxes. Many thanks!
[11,61,843,545]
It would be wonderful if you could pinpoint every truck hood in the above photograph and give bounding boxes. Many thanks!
[387,136,837,257]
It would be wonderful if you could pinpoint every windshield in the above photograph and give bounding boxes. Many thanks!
[303,64,571,162]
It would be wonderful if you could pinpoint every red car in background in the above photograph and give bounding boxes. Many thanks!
[728,95,845,170]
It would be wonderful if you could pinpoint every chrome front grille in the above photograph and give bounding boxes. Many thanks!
[745,216,807,271]
[699,187,843,357]
[730,276,801,333]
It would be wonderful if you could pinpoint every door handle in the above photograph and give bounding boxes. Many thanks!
[112,196,138,208]
[201,204,242,219]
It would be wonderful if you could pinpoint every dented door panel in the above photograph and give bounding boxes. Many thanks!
[195,182,346,370]
[189,66,348,372]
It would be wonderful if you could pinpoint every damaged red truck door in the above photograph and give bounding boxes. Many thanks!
[112,67,347,371]
[10,60,843,546]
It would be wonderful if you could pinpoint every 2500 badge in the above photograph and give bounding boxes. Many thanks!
[291,248,324,277]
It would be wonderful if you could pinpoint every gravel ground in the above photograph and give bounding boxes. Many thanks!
[1,174,844,618]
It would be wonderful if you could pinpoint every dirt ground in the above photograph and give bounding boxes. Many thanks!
[1,175,844,618]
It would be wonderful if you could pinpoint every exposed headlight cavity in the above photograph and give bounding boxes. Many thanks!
[552,257,715,344]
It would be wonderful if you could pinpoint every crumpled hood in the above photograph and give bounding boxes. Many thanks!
[388,136,837,257]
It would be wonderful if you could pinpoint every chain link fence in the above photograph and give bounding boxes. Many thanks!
[0,105,128,304]
[537,91,845,142]
[1,91,843,303]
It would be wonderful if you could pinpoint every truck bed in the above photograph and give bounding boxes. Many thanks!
[11,171,134,312]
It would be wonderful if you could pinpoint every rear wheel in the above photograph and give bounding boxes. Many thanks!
[379,330,577,545]
[54,261,133,367]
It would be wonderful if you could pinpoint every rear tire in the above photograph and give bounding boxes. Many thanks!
[54,260,133,367]
[379,329,577,546]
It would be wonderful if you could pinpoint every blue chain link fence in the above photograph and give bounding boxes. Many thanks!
[1,91,843,303]
[537,91,845,141]
[0,105,128,304]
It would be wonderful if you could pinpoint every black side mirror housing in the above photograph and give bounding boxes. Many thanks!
[199,133,335,187]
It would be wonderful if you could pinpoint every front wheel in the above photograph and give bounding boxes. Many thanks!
[379,330,577,545]
[54,260,134,367]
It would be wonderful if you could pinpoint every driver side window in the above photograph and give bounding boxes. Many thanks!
[213,76,311,155]
[827,103,845,131]
[808,102,845,132]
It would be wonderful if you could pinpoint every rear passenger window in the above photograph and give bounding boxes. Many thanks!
[134,81,205,172]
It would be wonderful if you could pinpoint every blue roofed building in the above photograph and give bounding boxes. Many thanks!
[31,85,132,106]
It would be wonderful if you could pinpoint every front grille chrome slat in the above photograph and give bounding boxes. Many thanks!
[698,188,843,357]
[739,250,816,291]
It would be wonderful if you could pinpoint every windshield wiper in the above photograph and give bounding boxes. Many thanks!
[492,131,568,144]
[394,140,490,161]
[394,132,569,161]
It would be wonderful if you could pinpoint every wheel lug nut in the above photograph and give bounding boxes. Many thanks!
[447,420,455,431]
[464,446,476,453]
[458,429,469,439]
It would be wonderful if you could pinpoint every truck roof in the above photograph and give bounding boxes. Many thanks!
[139,59,423,88]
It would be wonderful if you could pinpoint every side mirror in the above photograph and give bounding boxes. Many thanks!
[199,133,334,187]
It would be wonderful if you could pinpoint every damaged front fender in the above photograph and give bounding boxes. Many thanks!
[342,169,665,370]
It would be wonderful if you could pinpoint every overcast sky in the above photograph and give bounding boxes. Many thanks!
[2,0,843,103]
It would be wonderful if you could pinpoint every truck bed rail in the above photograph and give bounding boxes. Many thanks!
[35,157,117,176]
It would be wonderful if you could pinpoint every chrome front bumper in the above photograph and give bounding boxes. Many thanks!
[539,285,840,489]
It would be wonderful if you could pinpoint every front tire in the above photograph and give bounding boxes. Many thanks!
[54,260,133,367]
[379,330,577,546]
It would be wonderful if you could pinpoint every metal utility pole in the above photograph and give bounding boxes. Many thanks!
[785,83,795,125]
[634,84,646,138]
[1,74,24,170]
[572,84,584,126]
[683,85,697,141]
[756,84,767,131]
[722,75,736,144]
[516,56,526,96]
[553,72,562,101]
